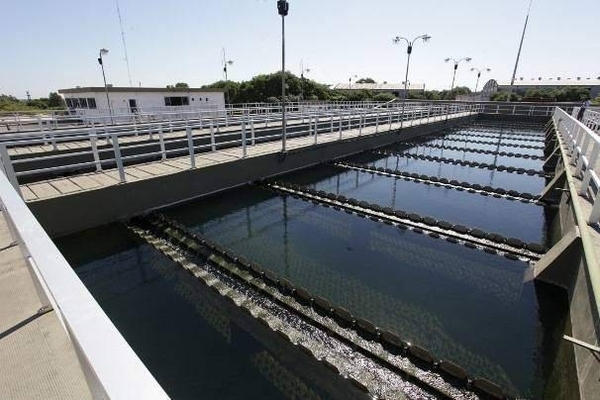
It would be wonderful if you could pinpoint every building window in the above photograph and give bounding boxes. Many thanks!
[164,96,189,106]
[206,97,209,101]
[65,98,73,108]
[87,98,97,109]
[72,98,80,108]
[79,98,88,108]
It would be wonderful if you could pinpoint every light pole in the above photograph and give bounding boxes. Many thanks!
[507,0,534,102]
[393,34,431,128]
[348,74,357,89]
[222,48,234,105]
[300,59,311,101]
[278,0,289,152]
[470,67,491,93]
[97,48,113,124]
[444,57,472,92]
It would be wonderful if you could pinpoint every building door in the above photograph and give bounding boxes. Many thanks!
[128,99,138,113]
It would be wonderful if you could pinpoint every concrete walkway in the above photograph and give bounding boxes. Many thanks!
[21,112,473,202]
[0,211,92,399]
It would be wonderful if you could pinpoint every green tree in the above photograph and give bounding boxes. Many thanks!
[373,93,396,102]
[355,77,376,84]
[48,92,65,108]
[166,82,189,88]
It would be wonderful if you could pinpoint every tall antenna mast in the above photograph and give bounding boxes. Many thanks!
[506,0,533,102]
[116,0,133,86]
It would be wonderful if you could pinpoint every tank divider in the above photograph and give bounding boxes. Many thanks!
[332,161,541,203]
[373,150,548,177]
[400,143,544,159]
[261,181,545,260]
[404,138,544,150]
[126,217,490,399]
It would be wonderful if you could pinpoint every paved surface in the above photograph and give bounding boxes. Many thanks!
[0,211,92,399]
[22,112,472,202]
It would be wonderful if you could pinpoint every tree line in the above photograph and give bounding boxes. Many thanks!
[0,93,65,111]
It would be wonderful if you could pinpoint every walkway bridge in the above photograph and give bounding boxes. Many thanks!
[1,100,599,399]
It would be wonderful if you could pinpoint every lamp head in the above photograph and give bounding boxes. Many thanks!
[227,60,234,66]
[444,58,451,63]
[422,34,431,42]
[100,48,109,55]
[465,57,472,62]
[393,36,400,44]
[485,68,491,72]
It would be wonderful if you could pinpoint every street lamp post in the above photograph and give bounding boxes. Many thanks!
[278,0,289,152]
[97,48,113,124]
[470,67,491,93]
[222,48,234,105]
[393,34,431,129]
[348,74,357,89]
[300,59,311,101]
[444,57,472,91]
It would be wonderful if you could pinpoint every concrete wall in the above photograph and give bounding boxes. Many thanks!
[540,131,600,400]
[29,116,473,238]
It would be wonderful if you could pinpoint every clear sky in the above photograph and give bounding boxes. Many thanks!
[2,0,598,98]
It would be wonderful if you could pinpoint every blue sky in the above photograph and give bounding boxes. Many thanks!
[2,0,599,98]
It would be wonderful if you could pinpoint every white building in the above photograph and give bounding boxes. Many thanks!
[58,86,226,117]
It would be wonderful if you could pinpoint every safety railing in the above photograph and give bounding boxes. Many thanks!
[571,107,600,132]
[0,168,169,398]
[0,102,476,192]
[553,107,600,223]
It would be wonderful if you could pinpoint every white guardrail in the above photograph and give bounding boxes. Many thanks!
[0,170,169,399]
[0,102,478,194]
[555,107,600,223]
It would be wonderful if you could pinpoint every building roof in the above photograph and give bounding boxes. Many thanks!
[496,78,600,88]
[58,86,225,94]
[330,82,426,91]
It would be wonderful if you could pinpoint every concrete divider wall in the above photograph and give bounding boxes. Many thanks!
[539,126,600,400]
[30,117,472,237]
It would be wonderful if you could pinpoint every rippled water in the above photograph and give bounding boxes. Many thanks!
[55,121,569,399]
[55,224,367,400]
[162,181,564,397]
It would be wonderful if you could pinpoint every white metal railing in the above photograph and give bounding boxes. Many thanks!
[554,107,600,223]
[572,107,600,132]
[0,103,477,191]
[0,170,169,398]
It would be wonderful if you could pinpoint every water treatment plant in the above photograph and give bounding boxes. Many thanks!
[2,1,600,399]
[1,99,599,399]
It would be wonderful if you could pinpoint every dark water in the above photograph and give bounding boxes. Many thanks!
[347,152,545,194]
[161,184,565,397]
[284,166,547,243]
[54,121,570,398]
[55,224,361,400]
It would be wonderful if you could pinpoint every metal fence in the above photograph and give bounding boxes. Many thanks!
[0,102,477,191]
[554,107,600,222]
[0,169,169,398]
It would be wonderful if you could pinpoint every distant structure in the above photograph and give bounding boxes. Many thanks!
[330,82,426,98]
[494,77,600,98]
[457,78,600,101]
[58,86,225,116]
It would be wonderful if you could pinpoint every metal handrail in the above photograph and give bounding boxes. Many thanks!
[0,170,169,399]
[0,104,475,187]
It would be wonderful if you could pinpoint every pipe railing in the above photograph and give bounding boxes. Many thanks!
[0,167,169,399]
[0,103,475,190]
[553,107,600,223]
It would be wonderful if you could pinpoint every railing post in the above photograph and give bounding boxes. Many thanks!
[168,114,173,133]
[210,122,216,152]
[330,114,334,134]
[0,144,21,196]
[186,127,196,168]
[314,115,318,145]
[338,111,343,140]
[89,127,102,172]
[251,119,256,146]
[158,124,166,160]
[111,134,126,183]
[242,120,247,158]
[375,110,379,133]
